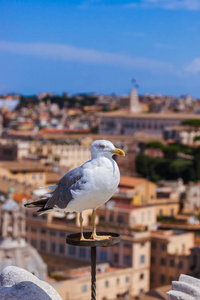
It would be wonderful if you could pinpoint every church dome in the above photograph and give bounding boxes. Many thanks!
[0,188,47,280]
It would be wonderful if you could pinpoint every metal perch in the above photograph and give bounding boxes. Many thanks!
[66,232,120,300]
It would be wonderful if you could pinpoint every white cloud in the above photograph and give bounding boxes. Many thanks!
[127,0,200,11]
[185,58,200,73]
[0,40,174,72]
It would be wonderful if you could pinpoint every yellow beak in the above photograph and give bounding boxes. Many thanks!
[111,148,125,156]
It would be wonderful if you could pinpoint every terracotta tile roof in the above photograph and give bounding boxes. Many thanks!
[40,128,90,134]
[0,161,46,172]
[100,110,200,120]
[119,175,147,188]
[13,193,32,203]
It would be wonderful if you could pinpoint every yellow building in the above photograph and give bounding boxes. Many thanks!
[118,176,157,205]
[30,142,91,170]
[97,203,156,230]
[150,230,194,289]
[52,264,148,300]
[25,207,151,298]
[116,176,180,218]
[0,160,46,186]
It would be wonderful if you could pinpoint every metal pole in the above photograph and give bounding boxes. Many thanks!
[91,246,96,300]
[66,232,120,300]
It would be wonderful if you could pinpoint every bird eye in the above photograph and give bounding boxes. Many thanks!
[99,145,105,148]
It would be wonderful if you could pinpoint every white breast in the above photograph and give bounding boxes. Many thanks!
[66,157,120,213]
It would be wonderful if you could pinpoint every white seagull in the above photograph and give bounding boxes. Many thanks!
[24,140,125,240]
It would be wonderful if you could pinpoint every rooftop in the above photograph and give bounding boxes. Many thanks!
[100,110,200,120]
[0,160,46,172]
[119,175,147,188]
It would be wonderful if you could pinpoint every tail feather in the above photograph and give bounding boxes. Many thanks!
[24,185,57,215]
[24,198,49,208]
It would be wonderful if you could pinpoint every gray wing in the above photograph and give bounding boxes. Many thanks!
[44,167,86,210]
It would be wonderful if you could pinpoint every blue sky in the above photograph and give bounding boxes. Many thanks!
[0,0,200,97]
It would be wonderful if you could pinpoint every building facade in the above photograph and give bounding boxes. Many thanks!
[150,230,194,289]
[99,112,200,136]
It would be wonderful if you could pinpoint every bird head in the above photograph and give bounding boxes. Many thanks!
[90,140,125,159]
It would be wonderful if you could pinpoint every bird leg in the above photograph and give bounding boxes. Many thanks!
[91,209,111,240]
[79,212,87,241]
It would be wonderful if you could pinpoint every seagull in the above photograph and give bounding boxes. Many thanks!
[24,140,125,241]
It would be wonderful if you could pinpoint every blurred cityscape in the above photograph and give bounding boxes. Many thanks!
[1,88,200,299]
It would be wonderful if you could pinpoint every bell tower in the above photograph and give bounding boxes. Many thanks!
[130,87,142,113]
[0,188,26,243]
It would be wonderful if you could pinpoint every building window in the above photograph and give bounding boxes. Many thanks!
[140,273,144,280]
[179,261,183,269]
[60,232,65,237]
[125,276,129,283]
[171,208,174,216]
[50,231,56,236]
[141,213,145,222]
[132,217,136,225]
[40,240,46,251]
[109,214,114,222]
[151,256,155,264]
[152,241,156,249]
[100,251,107,261]
[141,242,145,247]
[140,288,144,294]
[31,228,36,233]
[51,242,56,253]
[82,285,87,292]
[159,209,163,216]
[170,276,174,283]
[160,274,166,284]
[148,211,151,221]
[105,280,109,288]
[117,215,124,224]
[160,258,166,266]
[116,278,120,285]
[140,255,145,265]
[170,259,174,267]
[99,215,105,222]
[39,173,43,180]
[123,255,131,265]
[32,173,36,181]
[79,248,86,258]
[161,243,167,251]
[41,229,46,234]
[113,253,119,263]
[124,243,131,249]
[69,246,76,256]
[59,244,64,254]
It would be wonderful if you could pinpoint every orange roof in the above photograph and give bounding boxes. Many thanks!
[119,175,147,188]
[0,161,46,172]
[13,193,32,203]
[40,128,90,134]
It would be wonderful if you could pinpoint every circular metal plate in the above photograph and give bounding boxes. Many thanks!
[66,232,120,247]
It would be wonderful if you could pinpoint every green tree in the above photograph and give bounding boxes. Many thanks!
[194,136,200,142]
[144,141,164,150]
[181,119,200,127]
